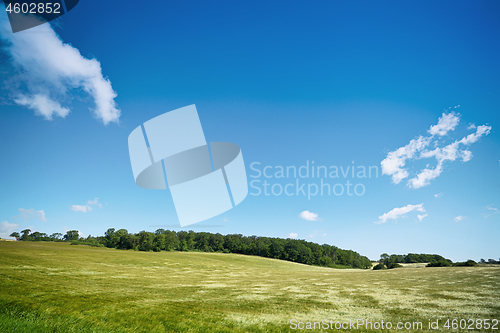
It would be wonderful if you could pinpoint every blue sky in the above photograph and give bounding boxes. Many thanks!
[0,0,499,261]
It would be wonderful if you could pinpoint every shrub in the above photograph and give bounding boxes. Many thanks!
[427,260,451,267]
[373,263,386,270]
[454,260,477,267]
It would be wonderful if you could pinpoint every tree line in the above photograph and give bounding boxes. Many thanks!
[373,252,481,269]
[9,229,77,242]
[10,228,372,269]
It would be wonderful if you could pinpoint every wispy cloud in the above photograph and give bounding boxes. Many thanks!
[71,205,92,213]
[71,197,102,213]
[15,94,69,119]
[486,205,498,212]
[0,15,120,125]
[454,215,465,222]
[87,197,102,208]
[381,110,491,189]
[299,210,319,221]
[0,220,21,239]
[417,214,428,222]
[482,204,499,219]
[16,208,47,221]
[434,192,443,198]
[307,230,318,239]
[376,203,425,224]
[288,232,298,239]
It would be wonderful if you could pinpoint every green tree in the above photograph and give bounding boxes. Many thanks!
[164,230,179,251]
[20,229,31,241]
[64,230,79,241]
[9,232,20,240]
[138,231,155,251]
[153,233,166,252]
[50,233,62,241]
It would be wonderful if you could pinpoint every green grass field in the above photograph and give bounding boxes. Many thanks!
[1,242,499,332]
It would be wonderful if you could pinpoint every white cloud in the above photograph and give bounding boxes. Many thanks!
[482,205,499,219]
[87,198,98,205]
[0,221,21,239]
[376,203,425,224]
[299,210,319,221]
[434,192,443,198]
[72,197,102,212]
[322,233,327,237]
[288,232,298,239]
[459,125,491,145]
[486,205,498,212]
[428,112,460,136]
[460,150,473,162]
[17,208,47,221]
[381,136,431,184]
[407,164,443,189]
[382,112,492,189]
[0,15,120,125]
[454,215,465,222]
[71,205,92,213]
[87,197,102,208]
[15,94,70,120]
[417,214,428,222]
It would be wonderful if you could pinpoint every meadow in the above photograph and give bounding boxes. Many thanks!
[0,241,499,332]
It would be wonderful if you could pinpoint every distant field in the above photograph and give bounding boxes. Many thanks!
[1,242,499,332]
[398,263,428,268]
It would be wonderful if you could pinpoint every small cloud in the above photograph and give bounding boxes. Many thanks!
[223,217,229,222]
[71,205,92,213]
[87,197,102,208]
[0,221,22,239]
[482,205,499,219]
[375,203,425,224]
[486,205,498,212]
[454,215,465,222]
[322,233,327,237]
[434,192,443,198]
[467,123,476,130]
[16,208,47,221]
[299,210,319,221]
[15,94,70,120]
[72,198,102,212]
[428,112,460,136]
[417,214,428,222]
[288,232,298,239]
[460,150,472,162]
[307,230,319,239]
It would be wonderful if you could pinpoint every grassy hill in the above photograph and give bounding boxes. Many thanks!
[1,242,499,332]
